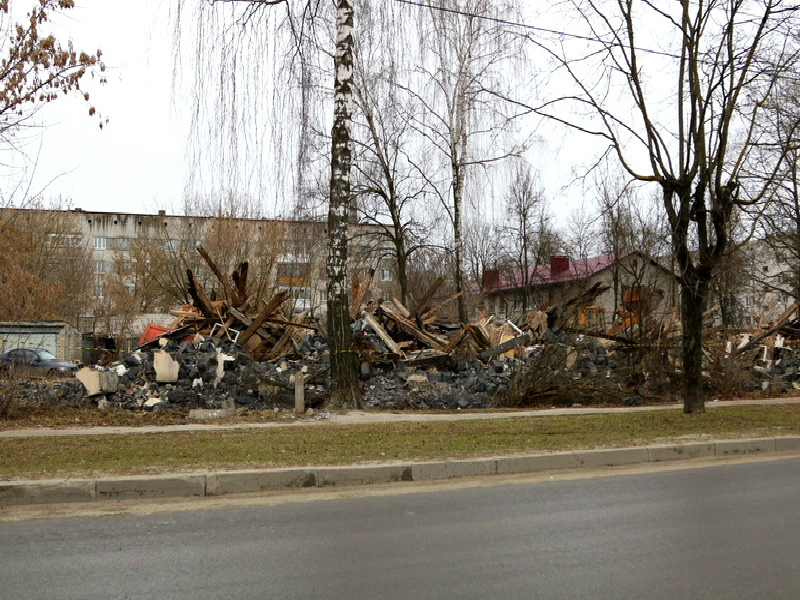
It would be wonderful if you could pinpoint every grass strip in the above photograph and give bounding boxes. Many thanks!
[4,405,800,480]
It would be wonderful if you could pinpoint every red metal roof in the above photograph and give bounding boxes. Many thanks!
[483,252,629,293]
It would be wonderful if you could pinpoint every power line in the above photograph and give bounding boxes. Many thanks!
[392,0,794,67]
[392,0,687,61]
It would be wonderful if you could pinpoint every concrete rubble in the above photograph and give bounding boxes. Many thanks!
[6,323,800,411]
[5,247,800,410]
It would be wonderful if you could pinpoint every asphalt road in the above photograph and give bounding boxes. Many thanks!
[3,459,800,599]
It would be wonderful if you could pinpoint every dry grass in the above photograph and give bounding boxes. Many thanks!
[4,404,800,480]
[0,404,289,430]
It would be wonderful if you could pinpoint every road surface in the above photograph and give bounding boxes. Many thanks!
[3,458,800,598]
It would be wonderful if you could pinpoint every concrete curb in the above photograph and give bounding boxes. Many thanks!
[2,436,798,506]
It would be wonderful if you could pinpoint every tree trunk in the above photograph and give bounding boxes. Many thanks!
[453,164,467,323]
[681,271,708,414]
[326,0,362,409]
[395,234,409,307]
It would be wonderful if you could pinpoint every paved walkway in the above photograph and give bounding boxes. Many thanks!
[1,396,798,439]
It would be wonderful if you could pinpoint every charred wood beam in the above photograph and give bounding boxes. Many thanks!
[231,261,249,306]
[186,269,216,318]
[237,289,291,347]
[196,246,235,306]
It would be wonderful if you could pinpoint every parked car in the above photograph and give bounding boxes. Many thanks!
[0,347,78,378]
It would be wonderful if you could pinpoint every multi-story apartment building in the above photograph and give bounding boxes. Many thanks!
[734,239,797,327]
[2,206,395,338]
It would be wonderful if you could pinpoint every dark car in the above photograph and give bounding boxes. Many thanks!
[0,347,78,378]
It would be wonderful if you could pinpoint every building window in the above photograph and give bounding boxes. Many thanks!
[48,233,82,247]
[114,237,131,250]
[745,296,753,307]
[94,282,104,298]
[380,268,391,282]
[93,236,107,250]
[763,265,769,273]
[94,260,107,274]
[291,287,311,300]
[277,262,309,280]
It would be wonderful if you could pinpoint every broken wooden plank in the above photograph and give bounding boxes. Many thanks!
[526,310,548,336]
[563,327,637,345]
[401,349,449,368]
[473,322,493,349]
[390,297,412,318]
[197,245,235,306]
[465,324,492,351]
[380,303,449,352]
[443,326,469,354]
[364,312,404,356]
[411,275,444,321]
[186,269,216,318]
[231,261,249,307]
[265,328,293,361]
[421,290,463,325]
[169,309,204,319]
[265,312,308,360]
[228,306,316,336]
[736,303,798,354]
[479,332,533,362]
[237,289,291,347]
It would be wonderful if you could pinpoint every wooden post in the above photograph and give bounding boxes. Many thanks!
[294,373,305,414]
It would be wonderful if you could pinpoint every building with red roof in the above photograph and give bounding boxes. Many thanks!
[479,251,678,331]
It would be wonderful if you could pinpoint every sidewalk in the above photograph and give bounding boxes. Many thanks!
[3,435,800,507]
[3,395,800,507]
[2,396,799,439]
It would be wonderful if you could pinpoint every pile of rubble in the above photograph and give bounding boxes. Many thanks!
[0,379,86,408]
[137,246,318,363]
[68,333,519,412]
[76,337,329,412]
[13,246,800,412]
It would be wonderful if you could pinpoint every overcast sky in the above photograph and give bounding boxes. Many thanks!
[17,1,597,222]
[20,0,186,214]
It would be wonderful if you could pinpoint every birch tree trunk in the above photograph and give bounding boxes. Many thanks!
[452,107,469,324]
[453,163,468,323]
[326,0,362,409]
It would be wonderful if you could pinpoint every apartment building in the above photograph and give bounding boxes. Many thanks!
[4,206,395,336]
[734,239,797,327]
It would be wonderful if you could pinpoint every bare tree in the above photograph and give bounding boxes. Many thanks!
[597,171,671,325]
[522,0,800,412]
[400,0,528,323]
[463,217,500,292]
[500,163,558,313]
[174,0,362,407]
[349,2,433,307]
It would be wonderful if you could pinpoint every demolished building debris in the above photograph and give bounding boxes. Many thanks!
[5,245,800,412]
